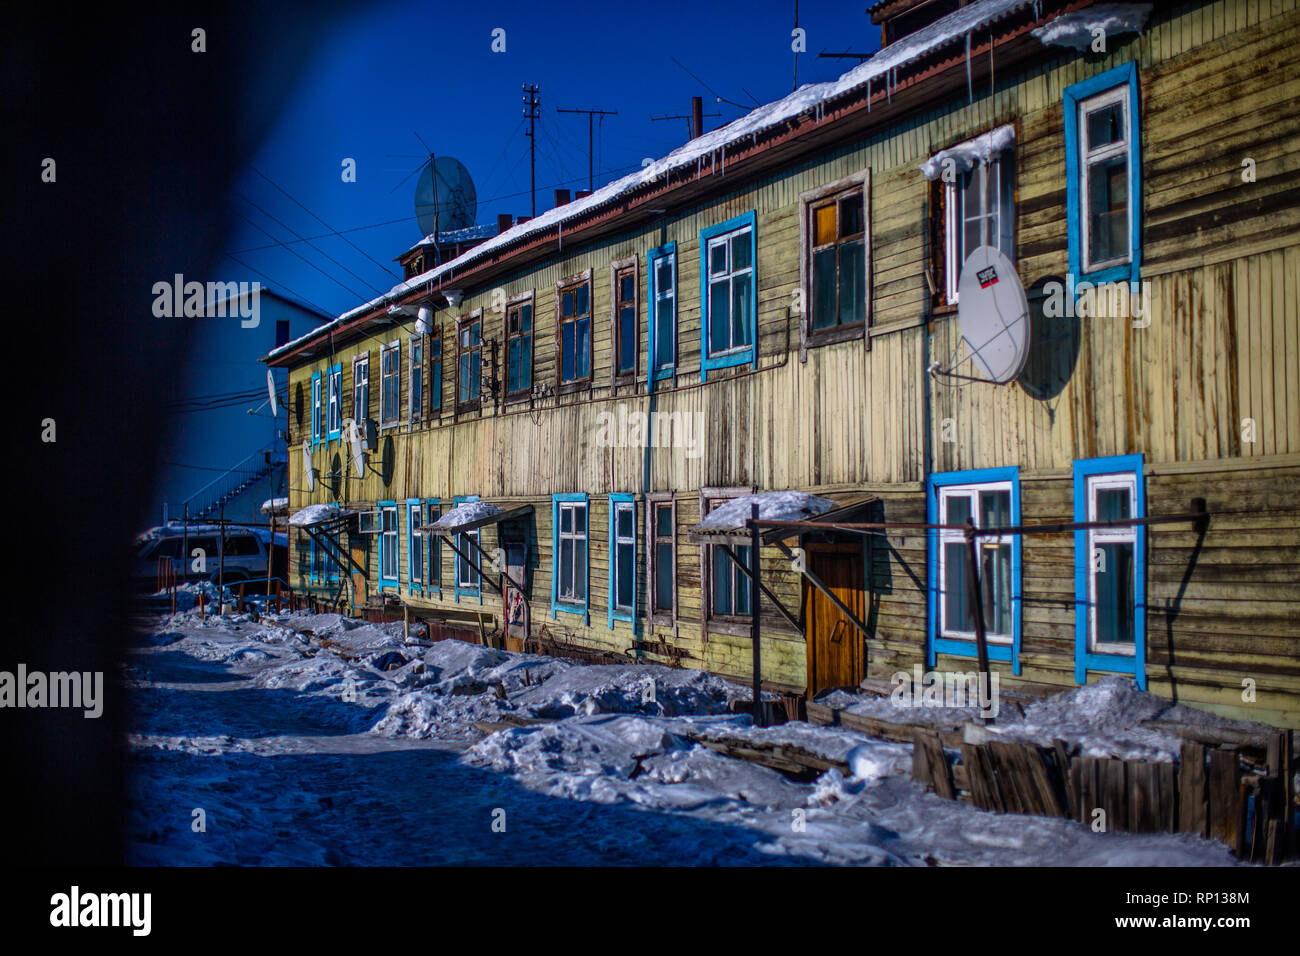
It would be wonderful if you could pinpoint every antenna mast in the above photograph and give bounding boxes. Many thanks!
[556,106,618,193]
[522,84,541,218]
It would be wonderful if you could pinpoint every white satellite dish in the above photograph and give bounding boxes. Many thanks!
[344,418,365,477]
[957,245,1031,384]
[301,438,316,492]
[266,369,278,417]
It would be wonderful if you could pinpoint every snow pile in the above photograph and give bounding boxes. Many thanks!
[919,123,1015,180]
[261,497,288,515]
[694,492,836,534]
[1032,3,1152,50]
[818,687,984,727]
[289,504,339,527]
[511,664,734,719]
[429,500,502,530]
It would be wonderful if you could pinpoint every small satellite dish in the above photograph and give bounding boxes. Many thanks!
[415,156,477,238]
[957,246,1031,385]
[266,369,278,418]
[345,419,365,477]
[301,439,316,492]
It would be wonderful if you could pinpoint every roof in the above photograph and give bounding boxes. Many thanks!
[412,223,499,249]
[289,504,357,528]
[423,501,534,536]
[266,0,1049,366]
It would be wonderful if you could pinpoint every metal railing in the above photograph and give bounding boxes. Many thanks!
[175,450,281,520]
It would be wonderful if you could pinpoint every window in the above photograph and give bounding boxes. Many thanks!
[457,315,482,408]
[926,468,1022,673]
[1064,62,1141,286]
[810,187,867,329]
[409,337,424,422]
[425,499,441,588]
[505,298,533,398]
[326,363,342,440]
[429,332,442,414]
[550,494,588,618]
[700,212,757,379]
[647,243,676,381]
[1073,455,1146,688]
[407,500,423,591]
[224,535,259,557]
[943,151,1015,303]
[611,260,637,381]
[453,495,481,599]
[648,495,675,621]
[557,278,591,384]
[378,502,398,587]
[311,372,322,446]
[352,352,369,424]
[936,483,1014,642]
[705,497,751,619]
[608,495,636,626]
[380,342,400,426]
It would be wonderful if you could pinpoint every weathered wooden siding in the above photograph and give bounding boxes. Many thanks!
[282,0,1300,723]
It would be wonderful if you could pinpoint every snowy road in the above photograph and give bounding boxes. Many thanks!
[124,607,1240,866]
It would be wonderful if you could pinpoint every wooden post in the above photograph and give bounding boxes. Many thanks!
[218,502,226,595]
[749,503,763,728]
[182,504,189,586]
[266,514,275,602]
[964,518,990,682]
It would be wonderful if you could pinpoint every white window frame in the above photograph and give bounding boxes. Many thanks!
[409,335,424,423]
[556,501,587,604]
[649,248,676,375]
[1078,85,1131,275]
[936,481,1014,644]
[379,340,400,426]
[647,494,676,622]
[457,526,481,590]
[311,374,323,444]
[705,224,754,357]
[352,352,369,424]
[1086,472,1138,656]
[327,365,342,437]
[380,504,399,583]
[944,149,1015,303]
[407,501,423,589]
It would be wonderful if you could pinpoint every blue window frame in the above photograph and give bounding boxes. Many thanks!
[551,493,589,622]
[326,363,343,441]
[1064,61,1141,287]
[377,500,399,590]
[407,499,424,594]
[700,211,758,380]
[310,371,322,448]
[452,494,482,602]
[1073,454,1146,689]
[308,533,321,584]
[608,494,636,628]
[926,467,1022,675]
[425,499,441,594]
[325,505,341,584]
[647,242,677,383]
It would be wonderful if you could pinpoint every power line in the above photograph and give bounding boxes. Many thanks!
[220,251,336,317]
[235,192,384,297]
[556,106,618,193]
[233,208,371,303]
[250,166,401,281]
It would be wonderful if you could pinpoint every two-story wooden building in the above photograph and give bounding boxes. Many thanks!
[266,0,1300,729]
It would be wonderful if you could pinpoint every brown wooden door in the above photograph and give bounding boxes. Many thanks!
[804,544,865,697]
[350,539,368,606]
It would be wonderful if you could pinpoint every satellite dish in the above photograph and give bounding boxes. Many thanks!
[301,439,316,492]
[957,246,1031,385]
[344,419,365,477]
[266,369,278,418]
[415,156,477,238]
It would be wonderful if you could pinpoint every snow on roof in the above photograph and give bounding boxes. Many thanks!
[413,223,499,248]
[429,500,504,531]
[693,492,837,534]
[289,504,353,527]
[261,497,289,515]
[268,0,1036,363]
[919,123,1016,179]
[1032,3,1151,50]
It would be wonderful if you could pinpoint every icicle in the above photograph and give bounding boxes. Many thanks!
[1033,0,1040,22]
[965,33,973,105]
[866,78,871,112]
[720,144,726,176]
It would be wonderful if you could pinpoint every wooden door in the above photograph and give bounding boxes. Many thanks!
[804,544,865,697]
[350,539,368,606]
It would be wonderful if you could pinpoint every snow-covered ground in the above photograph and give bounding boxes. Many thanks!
[125,608,1239,866]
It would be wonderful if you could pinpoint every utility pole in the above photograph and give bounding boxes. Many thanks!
[556,106,618,193]
[650,99,720,141]
[522,84,541,218]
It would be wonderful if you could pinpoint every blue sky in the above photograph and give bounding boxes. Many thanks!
[157,0,883,517]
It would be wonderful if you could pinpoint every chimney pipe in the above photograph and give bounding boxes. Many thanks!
[496,213,513,233]
[575,189,591,200]
[554,188,571,207]
[692,96,704,139]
